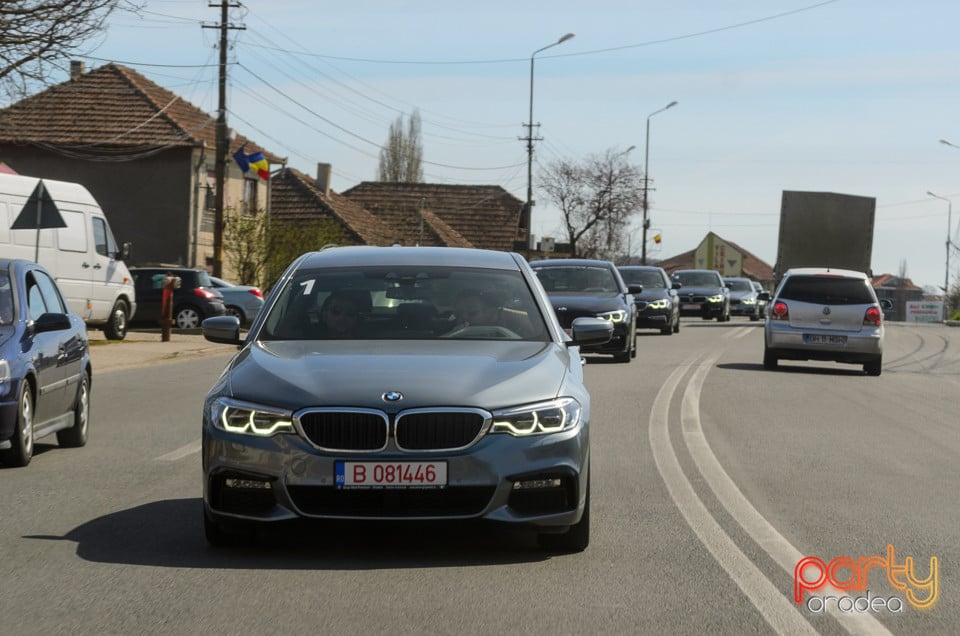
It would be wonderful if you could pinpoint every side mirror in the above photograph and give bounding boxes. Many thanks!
[566,317,613,347]
[117,242,133,261]
[758,291,772,301]
[880,299,893,310]
[202,315,242,346]
[33,312,72,333]
[672,281,682,290]
[627,283,644,294]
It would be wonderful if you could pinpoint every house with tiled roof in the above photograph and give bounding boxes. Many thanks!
[270,165,474,249]
[0,61,281,271]
[341,182,524,252]
[656,232,776,288]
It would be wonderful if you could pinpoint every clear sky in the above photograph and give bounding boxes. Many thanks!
[69,0,960,288]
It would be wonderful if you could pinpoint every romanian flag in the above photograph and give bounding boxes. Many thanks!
[233,144,270,180]
[654,233,662,244]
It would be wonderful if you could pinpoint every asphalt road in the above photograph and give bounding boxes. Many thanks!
[1,320,956,635]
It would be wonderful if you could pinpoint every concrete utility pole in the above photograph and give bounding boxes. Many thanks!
[203,1,244,277]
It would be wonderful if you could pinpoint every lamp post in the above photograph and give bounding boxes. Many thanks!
[641,100,678,264]
[940,138,960,150]
[927,191,953,311]
[523,33,575,242]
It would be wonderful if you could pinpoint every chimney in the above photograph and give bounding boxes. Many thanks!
[316,163,332,196]
[70,61,85,80]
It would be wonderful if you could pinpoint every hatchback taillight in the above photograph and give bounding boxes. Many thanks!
[863,306,882,326]
[248,288,263,299]
[194,287,217,300]
[771,301,789,320]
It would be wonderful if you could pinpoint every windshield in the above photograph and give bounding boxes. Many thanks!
[725,279,754,292]
[674,271,721,288]
[620,269,667,289]
[533,266,619,293]
[259,266,549,341]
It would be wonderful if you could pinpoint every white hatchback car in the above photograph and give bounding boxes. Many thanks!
[763,268,891,376]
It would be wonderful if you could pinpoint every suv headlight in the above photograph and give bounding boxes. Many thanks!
[209,397,294,436]
[596,309,627,323]
[647,298,670,310]
[707,294,725,303]
[491,397,582,436]
[741,297,756,305]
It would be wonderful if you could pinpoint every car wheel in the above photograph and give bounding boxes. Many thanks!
[57,369,90,448]
[102,299,129,340]
[225,305,245,322]
[1,383,34,467]
[750,313,760,322]
[538,478,589,553]
[175,305,202,329]
[763,346,778,371]
[864,357,882,376]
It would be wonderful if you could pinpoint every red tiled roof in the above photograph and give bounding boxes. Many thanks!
[341,182,523,251]
[657,232,775,281]
[0,63,280,162]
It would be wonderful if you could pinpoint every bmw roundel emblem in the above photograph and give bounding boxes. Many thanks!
[382,391,404,402]
[822,306,831,315]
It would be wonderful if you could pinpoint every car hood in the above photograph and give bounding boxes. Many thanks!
[218,339,571,411]
[676,286,724,296]
[544,292,625,312]
[728,290,757,300]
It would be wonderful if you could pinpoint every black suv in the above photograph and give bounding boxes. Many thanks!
[130,267,226,329]
[671,269,731,322]
[530,258,638,362]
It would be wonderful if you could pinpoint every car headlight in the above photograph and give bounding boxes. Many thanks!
[596,309,627,323]
[209,397,295,436]
[741,297,756,305]
[647,298,670,310]
[707,294,725,303]
[491,397,582,436]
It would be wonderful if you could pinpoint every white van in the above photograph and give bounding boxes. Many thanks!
[0,173,136,339]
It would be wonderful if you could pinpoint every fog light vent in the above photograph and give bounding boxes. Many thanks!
[512,478,562,490]
[224,478,271,489]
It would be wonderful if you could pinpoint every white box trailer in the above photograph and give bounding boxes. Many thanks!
[0,173,136,339]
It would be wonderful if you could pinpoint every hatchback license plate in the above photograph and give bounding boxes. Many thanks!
[804,334,847,345]
[335,461,447,488]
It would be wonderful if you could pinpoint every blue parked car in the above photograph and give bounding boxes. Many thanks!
[0,259,91,467]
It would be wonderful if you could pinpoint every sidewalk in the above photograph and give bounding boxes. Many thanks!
[88,328,237,373]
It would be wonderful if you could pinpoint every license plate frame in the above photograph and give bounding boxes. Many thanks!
[681,303,701,311]
[335,461,448,489]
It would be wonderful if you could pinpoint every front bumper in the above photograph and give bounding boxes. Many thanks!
[678,301,725,318]
[203,418,589,530]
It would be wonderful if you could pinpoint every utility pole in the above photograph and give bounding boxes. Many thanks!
[203,1,244,277]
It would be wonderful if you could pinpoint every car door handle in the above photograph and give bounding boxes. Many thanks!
[92,263,102,270]
[82,262,91,268]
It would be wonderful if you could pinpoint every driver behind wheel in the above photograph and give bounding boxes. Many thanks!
[449,289,501,329]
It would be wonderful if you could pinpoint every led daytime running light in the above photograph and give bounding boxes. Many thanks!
[213,398,294,436]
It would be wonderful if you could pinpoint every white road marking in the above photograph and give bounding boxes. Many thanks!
[155,439,202,462]
[682,353,893,635]
[649,357,818,635]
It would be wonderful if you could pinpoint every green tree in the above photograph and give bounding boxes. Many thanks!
[0,1,142,103]
[377,109,423,182]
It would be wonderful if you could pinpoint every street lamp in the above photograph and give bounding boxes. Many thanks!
[523,32,575,243]
[927,191,953,304]
[641,100,678,264]
[940,139,960,150]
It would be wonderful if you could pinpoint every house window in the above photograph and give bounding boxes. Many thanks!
[242,177,258,215]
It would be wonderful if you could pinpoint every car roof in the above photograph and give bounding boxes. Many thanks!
[617,265,665,271]
[529,258,616,268]
[782,267,869,279]
[296,246,522,270]
[673,269,720,275]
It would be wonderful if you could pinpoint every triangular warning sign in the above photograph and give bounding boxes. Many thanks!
[11,180,66,230]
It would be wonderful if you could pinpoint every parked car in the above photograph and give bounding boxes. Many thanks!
[0,258,90,467]
[671,269,731,321]
[724,276,763,321]
[129,267,226,330]
[617,265,680,335]
[530,258,638,362]
[752,280,768,318]
[208,276,264,325]
[200,246,613,552]
[763,267,891,375]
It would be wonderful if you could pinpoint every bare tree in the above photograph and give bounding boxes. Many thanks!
[377,109,423,182]
[0,1,142,103]
[539,148,643,259]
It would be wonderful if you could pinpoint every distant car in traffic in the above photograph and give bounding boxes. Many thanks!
[763,267,890,375]
[724,276,763,321]
[129,267,226,330]
[617,265,680,335]
[531,258,638,362]
[200,246,612,552]
[0,259,90,467]
[671,269,731,322]
[751,280,768,318]
[208,276,264,325]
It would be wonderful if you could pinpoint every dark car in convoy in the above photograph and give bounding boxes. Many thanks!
[671,269,731,322]
[724,276,763,321]
[130,267,226,330]
[752,280,768,318]
[530,258,638,362]
[200,246,613,552]
[617,265,680,335]
[0,259,90,467]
